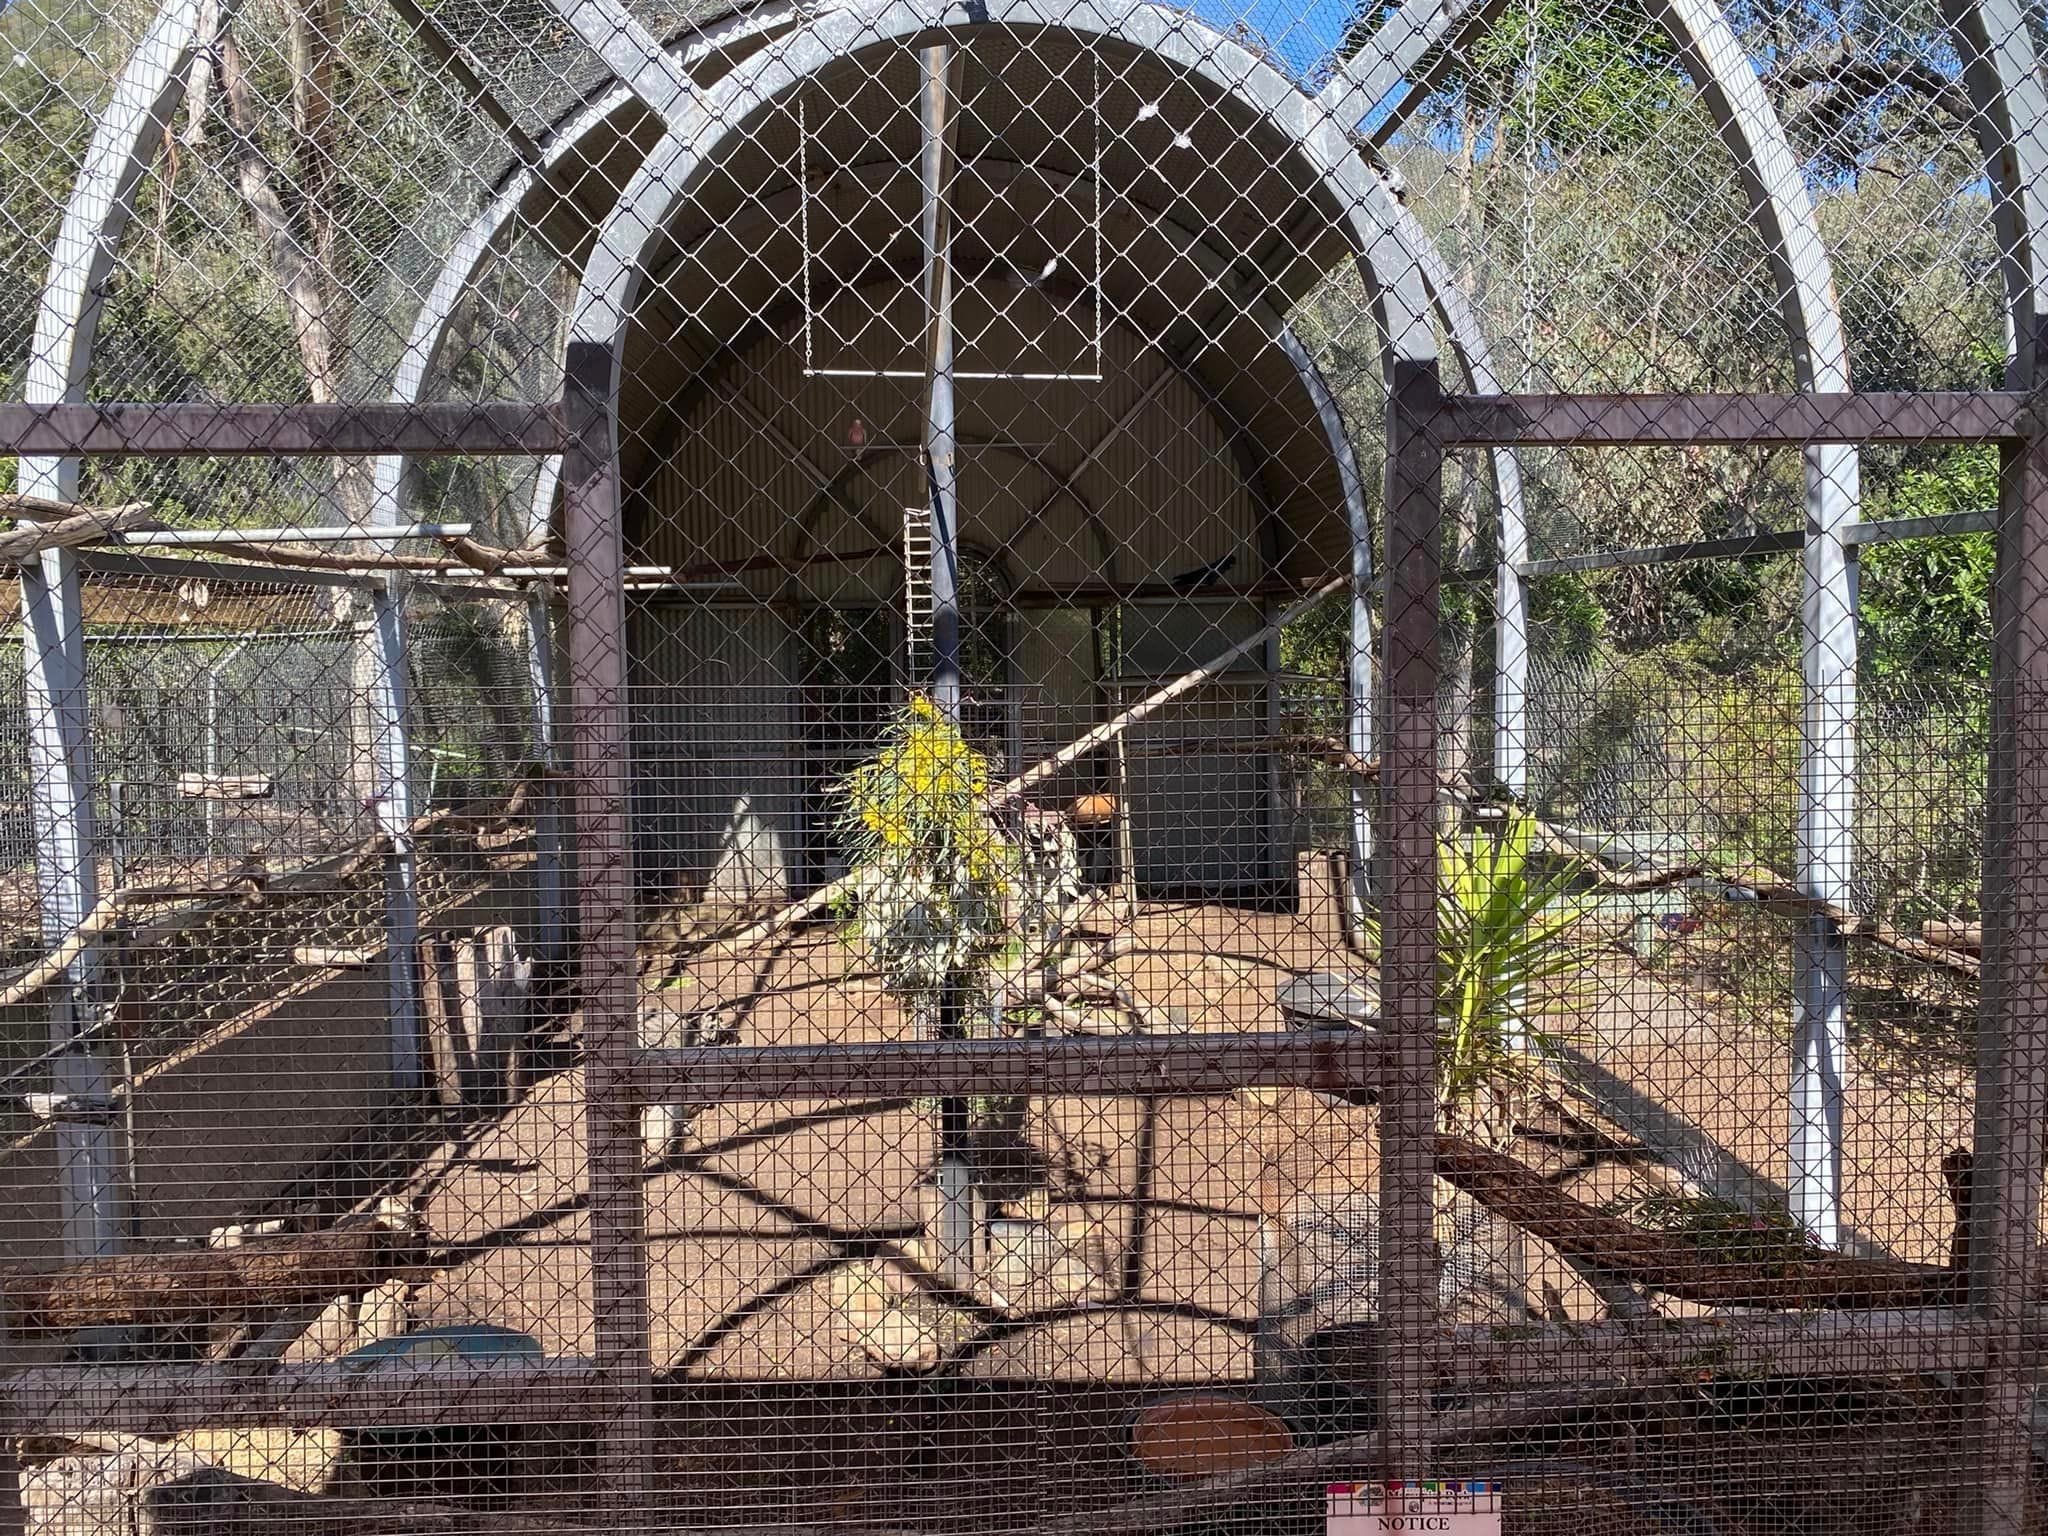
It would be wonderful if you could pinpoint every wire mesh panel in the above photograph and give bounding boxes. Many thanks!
[0,0,2041,1531]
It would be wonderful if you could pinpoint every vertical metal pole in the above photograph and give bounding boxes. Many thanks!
[1963,355,2048,1536]
[920,41,975,1287]
[1378,359,1443,1481]
[1790,442,1859,1247]
[922,44,963,725]
[1492,452,1530,804]
[1263,602,1286,892]
[366,579,424,1092]
[526,587,568,966]
[1492,462,1530,1058]
[21,534,122,1259]
[562,336,655,1508]
[1490,453,1532,1288]
[1347,470,1376,944]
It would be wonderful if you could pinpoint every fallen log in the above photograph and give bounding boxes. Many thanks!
[7,1226,423,1333]
[1432,1132,1958,1309]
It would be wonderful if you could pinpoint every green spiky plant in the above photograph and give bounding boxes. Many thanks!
[1368,812,1593,1143]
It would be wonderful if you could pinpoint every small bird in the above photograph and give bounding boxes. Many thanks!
[846,417,867,450]
[1658,912,1705,938]
[1166,552,1237,591]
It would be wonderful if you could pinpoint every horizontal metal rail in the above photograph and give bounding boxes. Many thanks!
[1443,507,2002,587]
[71,548,373,591]
[0,402,566,456]
[1433,391,2034,447]
[1414,1308,1989,1388]
[120,523,473,545]
[631,1031,1385,1101]
[4,393,2024,457]
[0,1311,1996,1436]
[1844,509,1997,543]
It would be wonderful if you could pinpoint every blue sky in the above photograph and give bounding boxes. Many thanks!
[1183,0,1361,83]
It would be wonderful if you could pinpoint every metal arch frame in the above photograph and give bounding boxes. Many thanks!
[554,0,1440,364]
[19,0,215,1257]
[536,33,1417,925]
[19,0,811,1016]
[1932,6,2048,1532]
[366,1,809,532]
[1657,0,1862,1249]
[1321,0,1865,1244]
[20,0,408,1119]
[1942,0,2048,386]
[538,0,1440,1483]
[608,150,1359,585]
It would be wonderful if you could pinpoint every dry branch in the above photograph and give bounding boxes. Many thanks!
[7,1226,422,1332]
[0,504,158,564]
[0,776,549,1008]
[0,868,272,1011]
[436,532,554,576]
[203,535,517,577]
[1432,1132,1957,1309]
[1923,921,1982,955]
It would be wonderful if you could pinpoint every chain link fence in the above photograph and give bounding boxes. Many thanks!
[0,0,2039,1530]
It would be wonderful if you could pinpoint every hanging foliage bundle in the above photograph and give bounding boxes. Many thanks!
[837,696,1017,995]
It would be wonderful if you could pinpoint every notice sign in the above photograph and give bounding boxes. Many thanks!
[1328,1481,1503,1536]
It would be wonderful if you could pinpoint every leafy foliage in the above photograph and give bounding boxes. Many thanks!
[1607,1189,1827,1275]
[1861,447,1998,680]
[1366,812,1592,1142]
[836,696,1016,996]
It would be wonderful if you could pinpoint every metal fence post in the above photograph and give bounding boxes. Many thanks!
[20,538,123,1259]
[366,578,424,1092]
[1379,357,1443,1481]
[527,586,568,967]
[1790,440,1860,1248]
[1963,334,2048,1536]
[562,336,656,1511]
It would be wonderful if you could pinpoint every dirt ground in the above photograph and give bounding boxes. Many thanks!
[5,883,1990,1534]
[379,891,1972,1383]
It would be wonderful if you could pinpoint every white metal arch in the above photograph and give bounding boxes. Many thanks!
[1323,0,1865,1242]
[368,2,809,530]
[552,0,1441,372]
[1943,0,2048,382]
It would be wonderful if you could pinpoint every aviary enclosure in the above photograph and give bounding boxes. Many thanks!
[0,0,2040,1528]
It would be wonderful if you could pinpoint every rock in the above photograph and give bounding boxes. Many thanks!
[1276,972,1379,1029]
[23,1447,309,1536]
[830,1258,974,1370]
[986,1213,1117,1312]
[171,1429,344,1496]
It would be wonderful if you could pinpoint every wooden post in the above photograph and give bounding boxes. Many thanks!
[1963,340,2048,1536]
[561,337,654,1510]
[1377,359,1443,1482]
